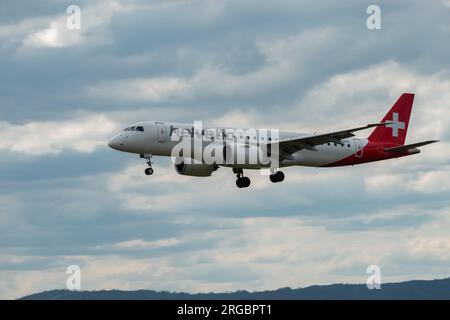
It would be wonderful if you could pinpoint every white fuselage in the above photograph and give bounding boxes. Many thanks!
[108,121,367,168]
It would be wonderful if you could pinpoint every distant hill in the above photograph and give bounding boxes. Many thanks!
[20,278,450,300]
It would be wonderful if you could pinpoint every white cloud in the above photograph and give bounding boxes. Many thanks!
[87,77,189,102]
[0,114,119,155]
[86,33,301,104]
[365,167,450,195]
[94,238,181,251]
[209,110,259,128]
[106,163,255,212]
[411,168,450,193]
[4,208,450,299]
[407,237,450,260]
[0,269,64,300]
[23,19,84,48]
[88,59,450,145]
[291,61,450,137]
[365,174,409,195]
[0,17,49,41]
[17,1,133,49]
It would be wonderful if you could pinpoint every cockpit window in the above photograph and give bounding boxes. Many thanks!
[123,126,144,132]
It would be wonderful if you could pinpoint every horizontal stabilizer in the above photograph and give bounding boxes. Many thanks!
[384,140,439,153]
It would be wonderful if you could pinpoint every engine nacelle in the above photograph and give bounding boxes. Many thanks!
[174,160,217,177]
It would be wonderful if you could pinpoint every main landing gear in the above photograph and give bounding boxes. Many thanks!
[141,154,154,176]
[269,171,285,183]
[233,169,285,188]
[233,168,251,188]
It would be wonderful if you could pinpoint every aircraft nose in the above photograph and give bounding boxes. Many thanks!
[108,136,121,150]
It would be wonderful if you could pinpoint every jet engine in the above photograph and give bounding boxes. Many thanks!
[174,159,217,177]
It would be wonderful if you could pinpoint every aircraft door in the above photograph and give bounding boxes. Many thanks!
[355,139,364,158]
[156,124,168,143]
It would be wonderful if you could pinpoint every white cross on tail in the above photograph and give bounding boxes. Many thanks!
[386,112,405,137]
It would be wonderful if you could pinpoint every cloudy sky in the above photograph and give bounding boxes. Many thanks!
[1,0,450,299]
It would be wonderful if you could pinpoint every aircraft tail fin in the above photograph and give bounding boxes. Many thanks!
[368,93,414,145]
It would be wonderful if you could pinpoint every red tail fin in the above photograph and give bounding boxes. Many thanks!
[368,93,414,145]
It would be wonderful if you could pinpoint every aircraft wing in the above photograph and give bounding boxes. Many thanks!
[268,122,390,156]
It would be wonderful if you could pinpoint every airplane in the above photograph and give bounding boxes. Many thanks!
[108,93,438,188]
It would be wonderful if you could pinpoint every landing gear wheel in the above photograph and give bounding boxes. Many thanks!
[236,177,251,188]
[141,154,154,176]
[234,168,250,188]
[270,171,285,183]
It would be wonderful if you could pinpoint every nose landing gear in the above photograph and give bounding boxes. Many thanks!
[233,168,251,188]
[141,154,154,176]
